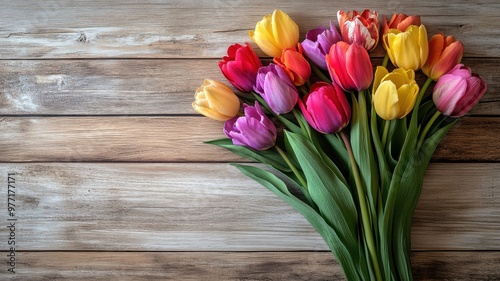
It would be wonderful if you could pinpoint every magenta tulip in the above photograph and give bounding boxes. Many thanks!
[219,43,262,92]
[433,64,487,117]
[301,22,343,69]
[298,82,351,134]
[224,102,277,150]
[254,63,299,114]
[326,41,373,91]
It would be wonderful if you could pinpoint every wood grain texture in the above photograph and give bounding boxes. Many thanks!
[0,163,498,251]
[0,0,499,59]
[0,58,498,116]
[1,251,500,281]
[0,116,498,162]
[0,0,498,279]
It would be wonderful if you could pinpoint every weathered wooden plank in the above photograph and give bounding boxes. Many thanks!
[0,163,498,251]
[1,251,499,280]
[0,58,498,116]
[0,116,497,162]
[0,0,499,59]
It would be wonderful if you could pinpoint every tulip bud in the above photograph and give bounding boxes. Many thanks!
[383,25,429,70]
[301,22,343,69]
[192,79,240,121]
[224,102,277,150]
[382,13,421,36]
[298,82,351,134]
[422,33,464,81]
[326,41,373,91]
[219,43,262,92]
[249,9,299,58]
[337,9,379,52]
[433,64,487,117]
[273,48,311,86]
[254,63,299,114]
[372,66,419,120]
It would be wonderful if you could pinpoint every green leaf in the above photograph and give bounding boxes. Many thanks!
[350,92,379,228]
[232,163,365,280]
[391,119,457,280]
[206,138,291,172]
[285,131,359,250]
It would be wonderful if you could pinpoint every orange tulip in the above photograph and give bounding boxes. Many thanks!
[422,33,464,81]
[273,48,311,86]
[382,13,421,35]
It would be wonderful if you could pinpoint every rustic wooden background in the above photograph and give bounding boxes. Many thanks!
[0,0,499,280]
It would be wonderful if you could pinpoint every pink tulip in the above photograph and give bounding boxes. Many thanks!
[219,43,262,92]
[326,41,373,91]
[298,82,351,134]
[433,64,487,117]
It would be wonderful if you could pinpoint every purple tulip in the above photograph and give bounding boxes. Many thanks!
[301,22,343,69]
[298,82,351,134]
[224,102,277,150]
[254,63,299,114]
[433,64,487,117]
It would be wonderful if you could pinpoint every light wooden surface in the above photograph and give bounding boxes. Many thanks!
[0,0,499,280]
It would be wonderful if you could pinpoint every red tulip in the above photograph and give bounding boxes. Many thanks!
[422,33,464,81]
[273,48,311,86]
[337,9,379,51]
[219,43,262,92]
[326,41,373,91]
[433,64,487,117]
[298,82,351,134]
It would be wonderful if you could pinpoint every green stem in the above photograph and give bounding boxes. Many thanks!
[415,77,433,109]
[382,53,389,68]
[416,110,441,151]
[381,120,391,149]
[340,131,383,281]
[275,146,308,190]
[292,109,309,138]
[310,63,331,83]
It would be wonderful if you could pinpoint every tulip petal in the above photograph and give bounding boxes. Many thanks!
[272,10,299,50]
[433,75,468,116]
[396,83,419,118]
[373,66,389,94]
[346,43,373,90]
[374,81,400,120]
[451,75,487,117]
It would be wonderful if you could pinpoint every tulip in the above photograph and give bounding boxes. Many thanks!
[326,41,373,91]
[254,63,299,114]
[301,22,343,69]
[192,79,240,121]
[249,9,299,58]
[422,33,464,81]
[337,9,379,52]
[298,82,351,134]
[372,66,419,120]
[224,102,277,150]
[219,43,262,92]
[382,13,421,36]
[273,48,311,86]
[383,25,429,70]
[433,64,487,117]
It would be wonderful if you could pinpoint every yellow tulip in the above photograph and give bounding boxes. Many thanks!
[249,9,299,57]
[192,79,240,121]
[372,66,419,120]
[383,25,429,70]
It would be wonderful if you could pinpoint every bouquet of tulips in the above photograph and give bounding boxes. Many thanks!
[192,9,487,281]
